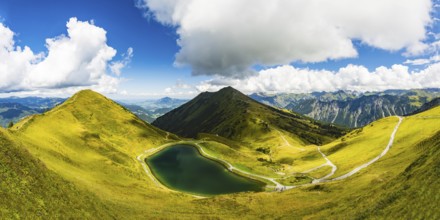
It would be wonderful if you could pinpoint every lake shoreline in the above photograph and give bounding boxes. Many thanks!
[145,143,267,196]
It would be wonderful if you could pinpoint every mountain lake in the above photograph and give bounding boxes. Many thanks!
[146,144,266,195]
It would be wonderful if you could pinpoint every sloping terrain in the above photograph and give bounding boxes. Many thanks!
[0,129,116,219]
[190,106,440,219]
[8,90,187,218]
[153,87,344,145]
[2,90,439,219]
[408,97,440,115]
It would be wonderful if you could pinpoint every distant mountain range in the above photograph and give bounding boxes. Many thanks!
[119,97,188,123]
[0,97,65,127]
[0,96,66,109]
[1,89,438,129]
[251,89,440,127]
[138,97,188,110]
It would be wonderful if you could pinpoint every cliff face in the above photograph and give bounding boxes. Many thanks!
[288,95,422,128]
[251,89,440,128]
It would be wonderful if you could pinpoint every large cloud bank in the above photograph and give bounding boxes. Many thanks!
[196,63,440,94]
[137,0,433,77]
[0,18,130,93]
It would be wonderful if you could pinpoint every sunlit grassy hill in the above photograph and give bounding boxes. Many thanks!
[2,89,439,219]
[6,89,190,217]
[0,128,115,219]
[191,106,440,219]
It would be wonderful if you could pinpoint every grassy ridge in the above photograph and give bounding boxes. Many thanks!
[2,90,439,219]
[7,90,198,218]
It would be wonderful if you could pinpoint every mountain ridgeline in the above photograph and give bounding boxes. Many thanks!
[153,87,344,145]
[251,89,440,127]
[1,90,179,218]
[408,97,440,115]
[288,95,422,128]
[1,89,439,219]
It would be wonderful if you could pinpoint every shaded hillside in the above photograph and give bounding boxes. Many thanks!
[408,97,440,115]
[153,87,344,145]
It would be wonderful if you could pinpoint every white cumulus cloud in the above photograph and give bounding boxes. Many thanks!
[196,62,440,94]
[0,22,37,91]
[137,0,433,77]
[0,17,130,94]
[110,47,133,76]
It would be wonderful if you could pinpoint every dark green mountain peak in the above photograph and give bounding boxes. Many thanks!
[153,86,345,145]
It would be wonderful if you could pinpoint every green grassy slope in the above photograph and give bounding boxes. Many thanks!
[320,116,400,176]
[189,106,440,219]
[8,90,192,217]
[152,87,347,178]
[4,90,439,219]
[0,129,116,219]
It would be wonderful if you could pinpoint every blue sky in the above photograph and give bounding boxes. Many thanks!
[0,0,209,97]
[0,0,439,98]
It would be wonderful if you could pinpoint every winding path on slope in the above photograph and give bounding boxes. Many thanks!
[276,130,305,152]
[312,146,338,183]
[137,116,404,193]
[330,116,403,181]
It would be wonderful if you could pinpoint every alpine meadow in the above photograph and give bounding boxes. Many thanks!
[0,0,439,219]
